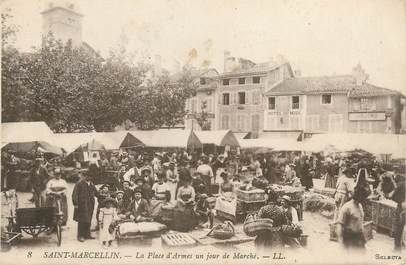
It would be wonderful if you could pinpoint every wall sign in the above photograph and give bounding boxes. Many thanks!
[348,112,386,121]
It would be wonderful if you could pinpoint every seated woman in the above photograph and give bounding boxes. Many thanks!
[214,172,237,219]
[173,175,197,231]
[280,195,302,248]
[376,172,396,199]
[150,174,171,219]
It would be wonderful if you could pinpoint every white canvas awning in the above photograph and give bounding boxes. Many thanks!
[2,122,53,144]
[194,130,240,147]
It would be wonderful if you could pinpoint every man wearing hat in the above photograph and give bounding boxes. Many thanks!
[122,159,143,183]
[30,157,50,207]
[72,170,98,242]
[121,180,134,211]
[115,190,127,219]
[134,176,152,202]
[127,187,150,221]
[333,166,355,221]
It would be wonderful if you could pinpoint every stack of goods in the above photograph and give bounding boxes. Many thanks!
[270,184,304,201]
[237,185,266,202]
[251,176,269,190]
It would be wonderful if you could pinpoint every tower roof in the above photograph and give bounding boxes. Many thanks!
[41,4,83,17]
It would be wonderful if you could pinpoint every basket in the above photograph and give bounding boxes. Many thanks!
[243,214,275,237]
[161,204,175,221]
[236,189,265,202]
[209,221,235,240]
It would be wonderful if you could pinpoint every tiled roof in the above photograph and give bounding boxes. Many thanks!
[221,61,285,78]
[266,75,401,97]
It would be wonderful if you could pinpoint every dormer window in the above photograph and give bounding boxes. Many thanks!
[253,76,260,84]
[223,79,230,86]
[200,78,206,85]
[238,77,245,85]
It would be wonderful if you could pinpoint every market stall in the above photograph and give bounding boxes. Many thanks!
[194,130,240,154]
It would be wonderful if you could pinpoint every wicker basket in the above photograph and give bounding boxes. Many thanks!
[209,221,235,240]
[243,214,275,237]
[236,189,265,202]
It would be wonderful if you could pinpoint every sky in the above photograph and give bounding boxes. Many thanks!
[3,0,406,94]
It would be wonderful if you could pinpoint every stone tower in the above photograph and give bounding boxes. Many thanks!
[41,2,83,47]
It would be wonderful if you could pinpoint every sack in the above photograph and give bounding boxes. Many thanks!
[243,213,275,237]
[209,221,235,240]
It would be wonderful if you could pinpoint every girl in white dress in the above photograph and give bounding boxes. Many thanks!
[99,198,119,247]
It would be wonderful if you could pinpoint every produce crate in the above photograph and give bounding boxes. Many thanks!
[236,189,265,202]
[329,221,373,242]
[161,233,197,247]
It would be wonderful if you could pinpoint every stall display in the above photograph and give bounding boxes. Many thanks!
[236,188,266,202]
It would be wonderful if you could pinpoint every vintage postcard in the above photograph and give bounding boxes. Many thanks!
[1,0,405,264]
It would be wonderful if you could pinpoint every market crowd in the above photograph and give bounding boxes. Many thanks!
[1,149,405,251]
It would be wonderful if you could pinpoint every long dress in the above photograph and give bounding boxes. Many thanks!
[45,178,68,225]
[215,182,236,217]
[99,207,119,243]
[166,169,178,204]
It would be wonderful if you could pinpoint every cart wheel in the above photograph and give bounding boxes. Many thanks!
[56,225,62,246]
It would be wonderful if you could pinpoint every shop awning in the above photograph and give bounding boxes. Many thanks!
[3,141,63,156]
[2,121,53,143]
[302,133,406,158]
[194,130,240,147]
[239,138,302,151]
[123,129,202,149]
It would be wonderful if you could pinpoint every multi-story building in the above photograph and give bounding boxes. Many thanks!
[185,69,219,130]
[216,52,294,136]
[264,64,405,134]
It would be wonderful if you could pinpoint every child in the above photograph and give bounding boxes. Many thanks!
[99,197,119,247]
[195,194,214,228]
[95,184,111,231]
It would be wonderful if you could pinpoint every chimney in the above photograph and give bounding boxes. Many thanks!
[294,70,301,77]
[224,50,231,72]
[352,63,368,86]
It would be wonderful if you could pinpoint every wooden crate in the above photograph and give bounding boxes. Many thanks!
[329,221,373,242]
[161,233,197,247]
[371,200,396,235]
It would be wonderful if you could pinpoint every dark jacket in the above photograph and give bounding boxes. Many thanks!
[31,165,50,191]
[72,179,97,223]
[127,198,149,219]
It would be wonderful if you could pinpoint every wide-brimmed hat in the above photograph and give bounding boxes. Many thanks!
[141,167,151,173]
[122,180,131,186]
[342,167,354,175]
[103,197,117,207]
[134,177,145,184]
[115,190,124,195]
[133,187,143,195]
[100,184,110,190]
[281,195,292,202]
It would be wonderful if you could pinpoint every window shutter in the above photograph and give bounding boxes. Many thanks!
[218,93,223,105]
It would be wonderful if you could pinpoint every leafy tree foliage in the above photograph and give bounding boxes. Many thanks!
[1,16,196,132]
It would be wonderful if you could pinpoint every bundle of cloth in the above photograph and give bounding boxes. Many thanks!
[117,221,167,237]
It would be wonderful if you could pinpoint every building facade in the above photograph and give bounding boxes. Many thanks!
[185,69,219,130]
[41,2,83,47]
[264,65,405,134]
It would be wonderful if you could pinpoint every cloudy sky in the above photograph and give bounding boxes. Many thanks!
[3,0,406,93]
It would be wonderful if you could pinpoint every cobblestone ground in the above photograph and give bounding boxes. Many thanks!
[1,181,403,265]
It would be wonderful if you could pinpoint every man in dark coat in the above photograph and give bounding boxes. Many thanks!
[72,170,98,242]
[31,158,50,207]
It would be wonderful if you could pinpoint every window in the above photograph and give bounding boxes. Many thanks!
[253,76,260,84]
[291,96,300,109]
[252,91,260,105]
[200,78,206,85]
[328,114,343,132]
[360,98,368,110]
[238,92,246,104]
[223,79,230,86]
[252,114,260,131]
[322,94,332,105]
[238,77,245,84]
[268,97,276,110]
[222,93,230,105]
[221,115,229,129]
[237,115,246,131]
